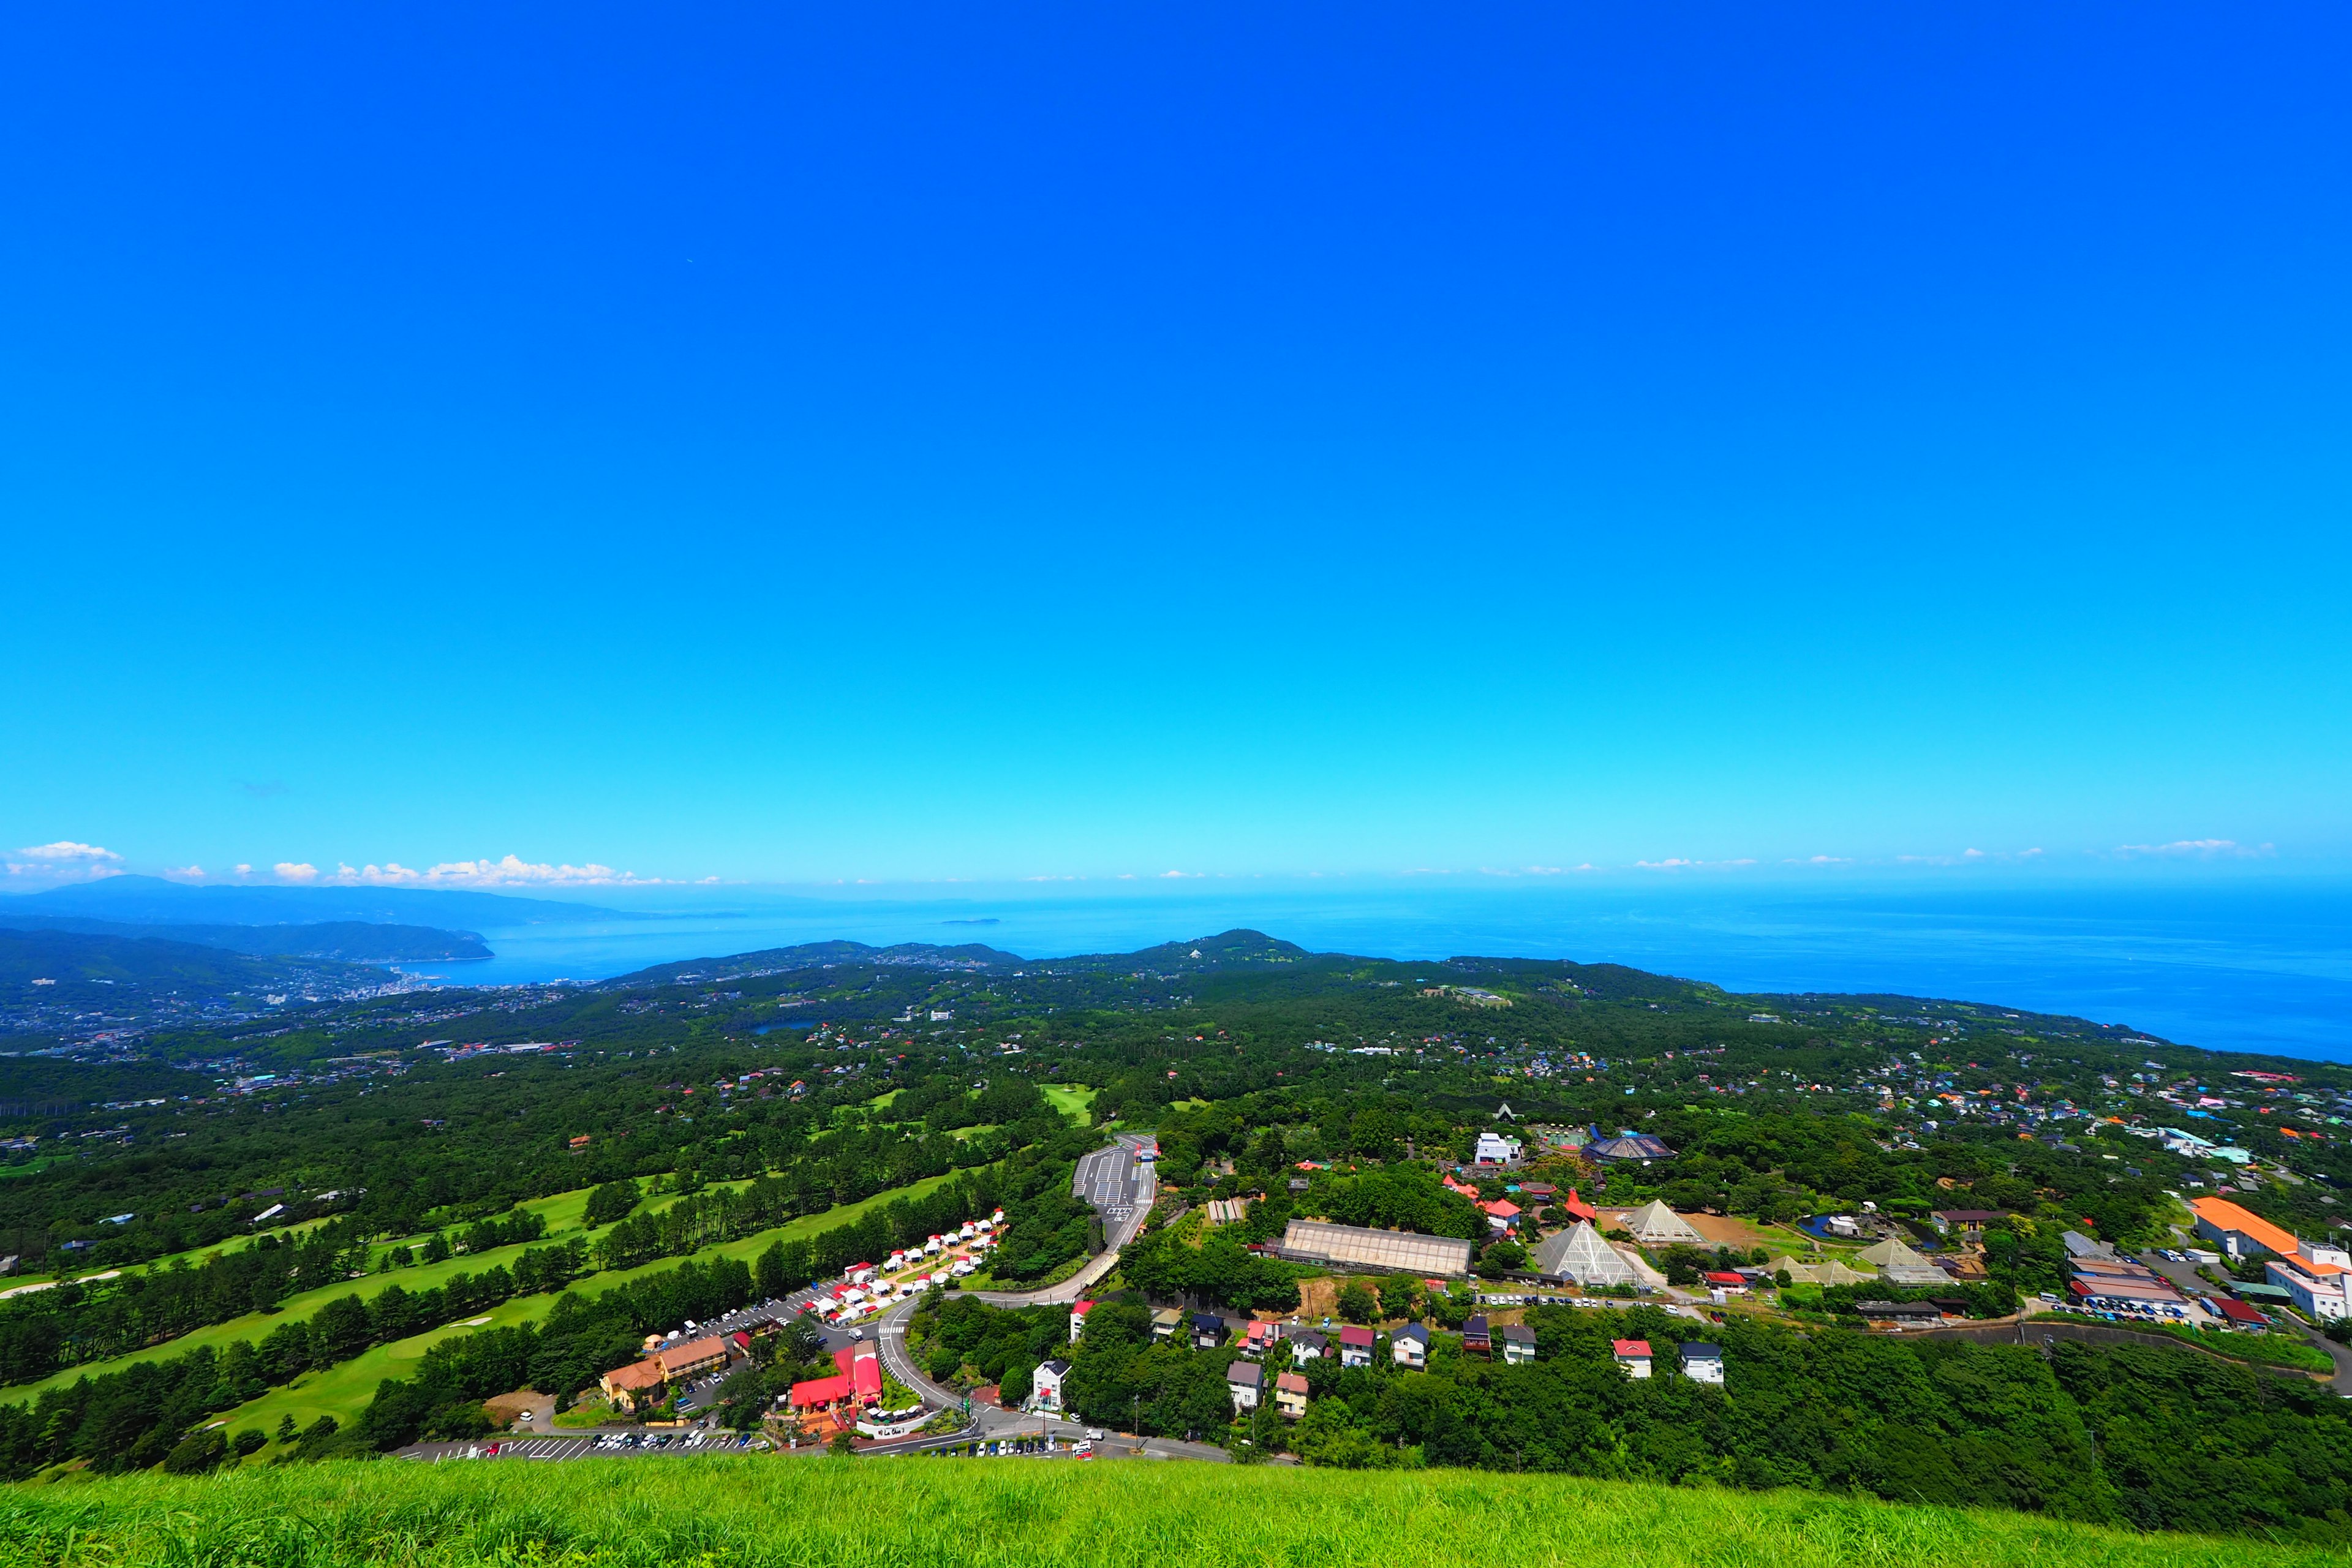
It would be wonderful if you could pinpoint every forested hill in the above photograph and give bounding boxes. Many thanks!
[0,914,491,963]
[0,930,379,997]
[605,938,1024,985]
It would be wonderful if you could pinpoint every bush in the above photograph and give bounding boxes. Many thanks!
[1336,1281,1378,1324]
[161,1427,228,1474]
[232,1428,267,1457]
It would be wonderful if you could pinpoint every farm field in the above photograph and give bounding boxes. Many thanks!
[0,1453,2321,1568]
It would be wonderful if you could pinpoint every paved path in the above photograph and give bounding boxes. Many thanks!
[873,1132,1185,1447]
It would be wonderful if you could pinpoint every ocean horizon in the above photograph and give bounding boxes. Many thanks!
[392,879,2352,1065]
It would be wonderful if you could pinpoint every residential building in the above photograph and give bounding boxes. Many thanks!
[1392,1323,1428,1368]
[1702,1271,1748,1293]
[1191,1312,1226,1349]
[1613,1338,1653,1378]
[1681,1342,1725,1384]
[1227,1360,1264,1411]
[1461,1313,1491,1356]
[1929,1208,2007,1239]
[1150,1306,1183,1341]
[1338,1324,1376,1367]
[1289,1329,1329,1365]
[1275,1371,1310,1419]
[1069,1301,1095,1342]
[1244,1320,1281,1356]
[1482,1198,1521,1232]
[1035,1358,1071,1411]
[1499,1324,1537,1365]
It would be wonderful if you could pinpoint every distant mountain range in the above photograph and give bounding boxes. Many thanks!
[0,913,491,963]
[4,874,622,928]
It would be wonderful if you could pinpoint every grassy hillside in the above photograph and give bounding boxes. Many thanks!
[200,1172,961,1447]
[0,1457,2321,1568]
[1,1171,957,1410]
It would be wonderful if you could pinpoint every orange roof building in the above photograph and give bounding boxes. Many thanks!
[2190,1196,2299,1260]
[598,1356,669,1414]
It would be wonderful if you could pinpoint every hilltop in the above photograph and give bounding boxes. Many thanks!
[0,1457,2317,1568]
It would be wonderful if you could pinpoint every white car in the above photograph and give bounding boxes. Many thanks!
[848,1325,865,1341]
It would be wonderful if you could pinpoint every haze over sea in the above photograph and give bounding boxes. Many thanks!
[402,879,2352,1065]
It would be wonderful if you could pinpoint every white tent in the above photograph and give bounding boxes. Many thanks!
[1533,1221,1637,1286]
[1622,1200,1706,1247]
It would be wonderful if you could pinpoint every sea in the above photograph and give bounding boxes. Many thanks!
[386,877,2352,1065]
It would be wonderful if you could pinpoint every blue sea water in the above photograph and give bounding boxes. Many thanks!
[398,880,2352,1065]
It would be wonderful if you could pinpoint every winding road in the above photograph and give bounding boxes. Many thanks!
[872,1132,1173,1444]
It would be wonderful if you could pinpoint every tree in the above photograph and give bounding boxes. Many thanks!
[828,1427,856,1455]
[1337,1280,1378,1324]
[232,1428,267,1457]
[585,1180,642,1227]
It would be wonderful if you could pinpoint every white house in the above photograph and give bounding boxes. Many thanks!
[1681,1342,1725,1384]
[1227,1360,1264,1412]
[1033,1359,1071,1412]
[1499,1324,1537,1365]
[1069,1301,1095,1342]
[1391,1324,1429,1369]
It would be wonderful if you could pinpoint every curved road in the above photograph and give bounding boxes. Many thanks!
[875,1133,1160,1433]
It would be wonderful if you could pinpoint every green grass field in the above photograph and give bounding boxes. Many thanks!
[0,1455,2319,1568]
[1041,1084,1096,1123]
[198,1172,962,1448]
[1,1171,960,1421]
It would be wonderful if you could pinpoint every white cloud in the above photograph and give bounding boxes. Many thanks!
[168,865,205,879]
[15,840,121,862]
[1785,855,1851,865]
[1635,857,1757,871]
[2113,839,2274,859]
[233,864,253,876]
[274,862,320,882]
[306,854,676,888]
[1158,870,1199,879]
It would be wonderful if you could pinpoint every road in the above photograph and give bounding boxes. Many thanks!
[869,1132,1213,1454]
[2136,1245,2352,1394]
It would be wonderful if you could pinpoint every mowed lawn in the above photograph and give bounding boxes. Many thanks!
[1,1171,957,1413]
[1042,1084,1096,1123]
[0,1453,2325,1568]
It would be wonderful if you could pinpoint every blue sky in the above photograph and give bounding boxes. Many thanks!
[2,4,2348,892]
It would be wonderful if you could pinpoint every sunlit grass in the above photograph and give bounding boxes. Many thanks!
[1,1457,2326,1568]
